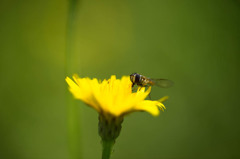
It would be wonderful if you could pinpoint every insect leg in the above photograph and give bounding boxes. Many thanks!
[138,86,143,91]
[132,83,135,88]
[131,84,139,92]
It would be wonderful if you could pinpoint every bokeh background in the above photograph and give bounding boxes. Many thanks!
[1,0,240,159]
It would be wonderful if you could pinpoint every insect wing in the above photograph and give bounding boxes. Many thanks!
[151,79,173,88]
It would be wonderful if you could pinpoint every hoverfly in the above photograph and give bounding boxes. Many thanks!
[130,73,173,88]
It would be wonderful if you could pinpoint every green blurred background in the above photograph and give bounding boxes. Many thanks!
[1,0,240,159]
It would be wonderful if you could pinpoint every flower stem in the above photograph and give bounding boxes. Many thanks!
[65,0,81,159]
[98,115,124,159]
[102,140,115,159]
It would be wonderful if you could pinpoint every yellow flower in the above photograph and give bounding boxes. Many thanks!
[66,74,169,157]
[65,74,167,118]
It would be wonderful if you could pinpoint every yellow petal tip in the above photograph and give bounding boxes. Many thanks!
[158,96,169,103]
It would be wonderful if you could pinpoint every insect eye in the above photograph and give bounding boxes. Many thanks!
[135,74,140,83]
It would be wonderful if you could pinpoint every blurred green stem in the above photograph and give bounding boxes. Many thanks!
[65,0,81,159]
[102,140,114,159]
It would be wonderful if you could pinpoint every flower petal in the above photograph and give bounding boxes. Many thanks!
[134,100,164,116]
[65,77,82,99]
[158,96,169,103]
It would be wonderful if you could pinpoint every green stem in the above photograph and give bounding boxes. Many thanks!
[65,0,78,75]
[102,140,115,159]
[65,0,81,159]
[98,115,123,159]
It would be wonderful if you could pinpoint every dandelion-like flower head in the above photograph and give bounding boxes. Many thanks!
[66,74,167,118]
